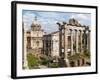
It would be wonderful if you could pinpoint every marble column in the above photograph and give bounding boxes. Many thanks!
[76,30,79,53]
[64,28,70,67]
[83,30,87,51]
[70,29,74,55]
[80,30,83,53]
[59,28,62,57]
[86,30,88,50]
[24,31,28,69]
[64,28,68,58]
[57,22,70,67]
[88,30,91,52]
[86,30,90,51]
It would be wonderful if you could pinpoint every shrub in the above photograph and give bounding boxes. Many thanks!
[83,49,90,59]
[48,63,59,68]
[40,55,53,66]
[27,53,39,69]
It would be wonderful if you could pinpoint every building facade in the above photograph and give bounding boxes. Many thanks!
[30,17,44,56]
[43,31,59,57]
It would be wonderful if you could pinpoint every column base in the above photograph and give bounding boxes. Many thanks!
[64,58,70,67]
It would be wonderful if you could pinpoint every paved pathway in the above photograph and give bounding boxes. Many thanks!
[38,65,48,69]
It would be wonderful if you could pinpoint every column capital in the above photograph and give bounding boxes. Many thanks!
[69,29,72,31]
[79,30,82,32]
[74,29,77,32]
[88,30,91,32]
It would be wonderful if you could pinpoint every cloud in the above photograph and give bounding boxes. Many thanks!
[37,11,68,21]
[23,10,91,32]
[70,13,89,20]
[77,14,88,20]
[39,18,59,33]
[23,11,37,30]
[69,13,91,25]
[23,11,63,32]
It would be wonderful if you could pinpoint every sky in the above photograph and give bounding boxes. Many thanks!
[22,10,91,33]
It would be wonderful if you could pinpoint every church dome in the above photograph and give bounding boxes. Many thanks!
[31,16,41,30]
[32,17,39,25]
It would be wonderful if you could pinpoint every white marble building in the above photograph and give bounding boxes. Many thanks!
[43,31,59,57]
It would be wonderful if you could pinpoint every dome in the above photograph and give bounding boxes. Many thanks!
[31,16,41,30]
[31,16,40,26]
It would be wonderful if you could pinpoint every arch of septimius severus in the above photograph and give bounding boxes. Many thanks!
[23,17,91,69]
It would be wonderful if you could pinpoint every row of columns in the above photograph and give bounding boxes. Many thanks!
[69,29,90,55]
[57,22,91,67]
[70,29,81,55]
[58,22,90,67]
[69,29,91,56]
